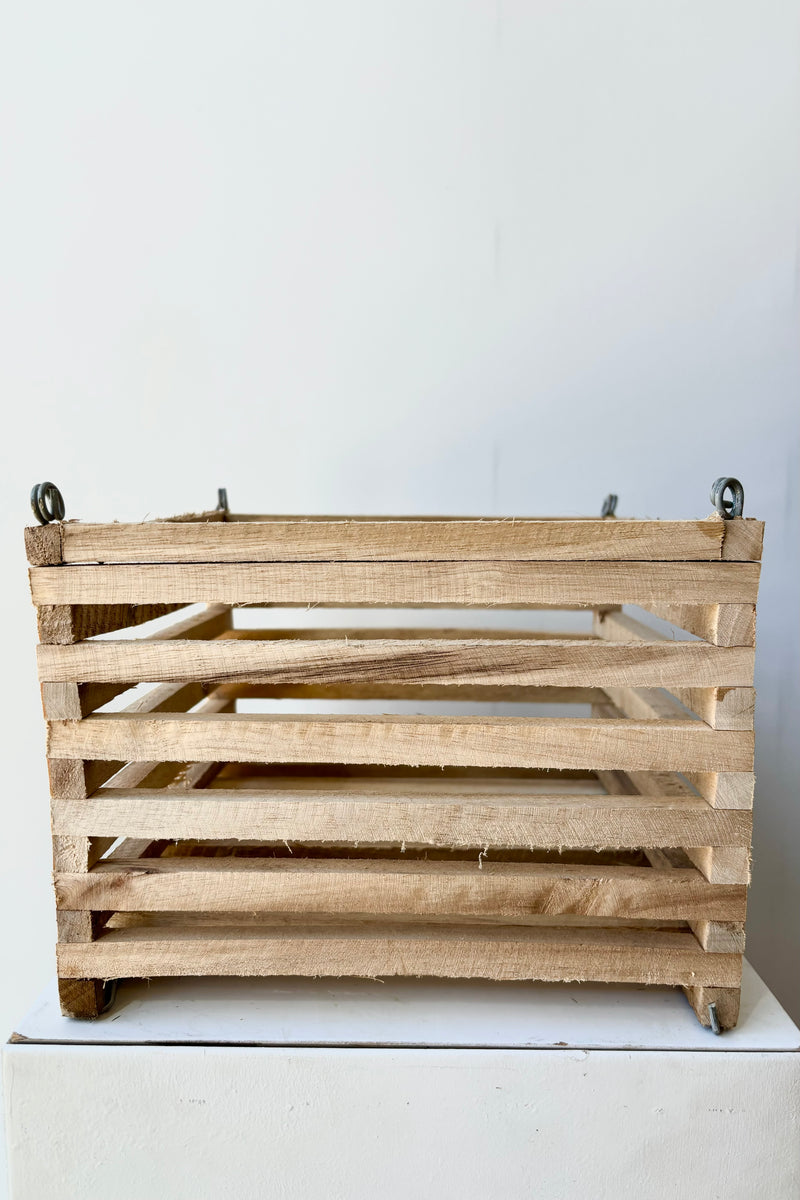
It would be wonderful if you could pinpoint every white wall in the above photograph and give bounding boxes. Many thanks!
[1,0,798,1057]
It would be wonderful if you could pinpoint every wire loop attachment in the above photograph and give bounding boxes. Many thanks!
[30,482,65,525]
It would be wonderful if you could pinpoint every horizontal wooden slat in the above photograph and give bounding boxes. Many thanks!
[56,917,742,987]
[46,713,754,773]
[52,782,752,847]
[40,606,234,718]
[55,855,747,922]
[593,609,755,728]
[29,561,760,608]
[48,517,764,564]
[37,637,755,688]
[213,683,601,703]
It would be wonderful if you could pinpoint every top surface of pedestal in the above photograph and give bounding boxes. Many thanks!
[9,961,799,1052]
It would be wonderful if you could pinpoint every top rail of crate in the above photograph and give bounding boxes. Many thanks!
[25,512,764,565]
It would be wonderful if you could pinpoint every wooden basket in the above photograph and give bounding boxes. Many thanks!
[25,499,762,1027]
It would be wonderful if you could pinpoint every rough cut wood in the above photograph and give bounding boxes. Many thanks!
[593,609,755,728]
[212,682,601,703]
[718,519,765,562]
[57,918,742,987]
[626,771,751,884]
[24,522,63,566]
[38,605,233,717]
[685,772,754,810]
[683,984,741,1029]
[642,848,746,953]
[36,603,186,645]
[639,603,756,647]
[46,713,755,773]
[50,517,764,564]
[29,561,760,608]
[24,505,761,1024]
[57,978,106,1020]
[55,855,746,922]
[51,782,752,848]
[688,920,746,954]
[37,636,755,689]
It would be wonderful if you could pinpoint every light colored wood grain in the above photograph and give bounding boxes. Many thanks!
[57,918,742,987]
[642,849,746,952]
[719,518,765,562]
[36,603,186,645]
[212,682,602,703]
[46,682,225,799]
[626,771,752,884]
[683,983,741,1029]
[672,687,755,730]
[55,854,746,921]
[688,920,746,953]
[161,508,227,524]
[37,636,755,688]
[682,845,752,886]
[592,609,755,729]
[57,978,105,1020]
[685,772,754,810]
[600,685,689,723]
[29,561,761,608]
[24,522,63,566]
[54,518,765,563]
[38,605,233,718]
[46,713,755,773]
[641,603,756,647]
[52,781,752,848]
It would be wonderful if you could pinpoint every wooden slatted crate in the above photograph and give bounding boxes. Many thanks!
[25,496,763,1028]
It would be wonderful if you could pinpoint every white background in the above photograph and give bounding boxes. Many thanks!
[1,0,798,1076]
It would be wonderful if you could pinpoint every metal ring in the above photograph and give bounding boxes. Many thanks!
[710,477,744,520]
[30,482,65,525]
[601,493,618,518]
[216,487,229,513]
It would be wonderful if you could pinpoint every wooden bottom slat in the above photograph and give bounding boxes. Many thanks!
[57,918,742,987]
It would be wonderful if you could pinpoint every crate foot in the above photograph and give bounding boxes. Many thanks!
[682,985,741,1031]
[58,978,113,1020]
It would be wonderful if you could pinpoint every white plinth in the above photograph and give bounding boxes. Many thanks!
[4,962,799,1200]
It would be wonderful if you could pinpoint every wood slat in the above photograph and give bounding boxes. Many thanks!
[51,783,752,848]
[39,605,233,718]
[627,771,751,884]
[46,713,754,773]
[213,683,601,703]
[29,561,760,608]
[48,517,763,564]
[37,637,755,688]
[638,603,756,647]
[593,609,755,729]
[56,918,742,987]
[55,855,746,922]
[36,603,186,645]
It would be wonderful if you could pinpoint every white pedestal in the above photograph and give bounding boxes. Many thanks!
[4,962,799,1200]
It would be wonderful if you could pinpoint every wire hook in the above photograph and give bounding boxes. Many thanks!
[30,482,65,525]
